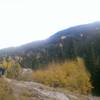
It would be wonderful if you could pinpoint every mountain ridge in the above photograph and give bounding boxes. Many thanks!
[0,21,100,94]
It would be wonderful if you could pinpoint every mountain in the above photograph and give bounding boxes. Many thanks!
[1,22,100,69]
[0,22,100,94]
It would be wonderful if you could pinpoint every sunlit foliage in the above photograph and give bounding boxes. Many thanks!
[0,56,21,79]
[33,58,92,94]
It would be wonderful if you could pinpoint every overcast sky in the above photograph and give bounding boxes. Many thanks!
[0,0,100,49]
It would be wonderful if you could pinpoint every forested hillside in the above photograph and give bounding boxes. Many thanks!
[0,22,100,94]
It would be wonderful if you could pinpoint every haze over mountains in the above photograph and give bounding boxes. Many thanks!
[0,21,100,55]
[0,22,100,94]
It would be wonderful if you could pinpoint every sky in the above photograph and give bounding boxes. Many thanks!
[0,0,100,49]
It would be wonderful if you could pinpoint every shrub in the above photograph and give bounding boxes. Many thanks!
[33,58,92,94]
[6,63,21,79]
[1,57,21,79]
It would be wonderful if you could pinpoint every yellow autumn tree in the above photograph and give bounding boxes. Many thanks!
[1,57,21,79]
[33,58,92,94]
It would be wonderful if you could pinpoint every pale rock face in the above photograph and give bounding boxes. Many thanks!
[80,33,83,37]
[59,43,63,48]
[61,36,66,40]
[96,27,99,30]
[21,68,32,74]
[20,68,33,81]
[5,78,100,100]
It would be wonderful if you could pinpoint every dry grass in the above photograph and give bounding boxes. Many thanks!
[33,58,92,94]
[0,78,16,100]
